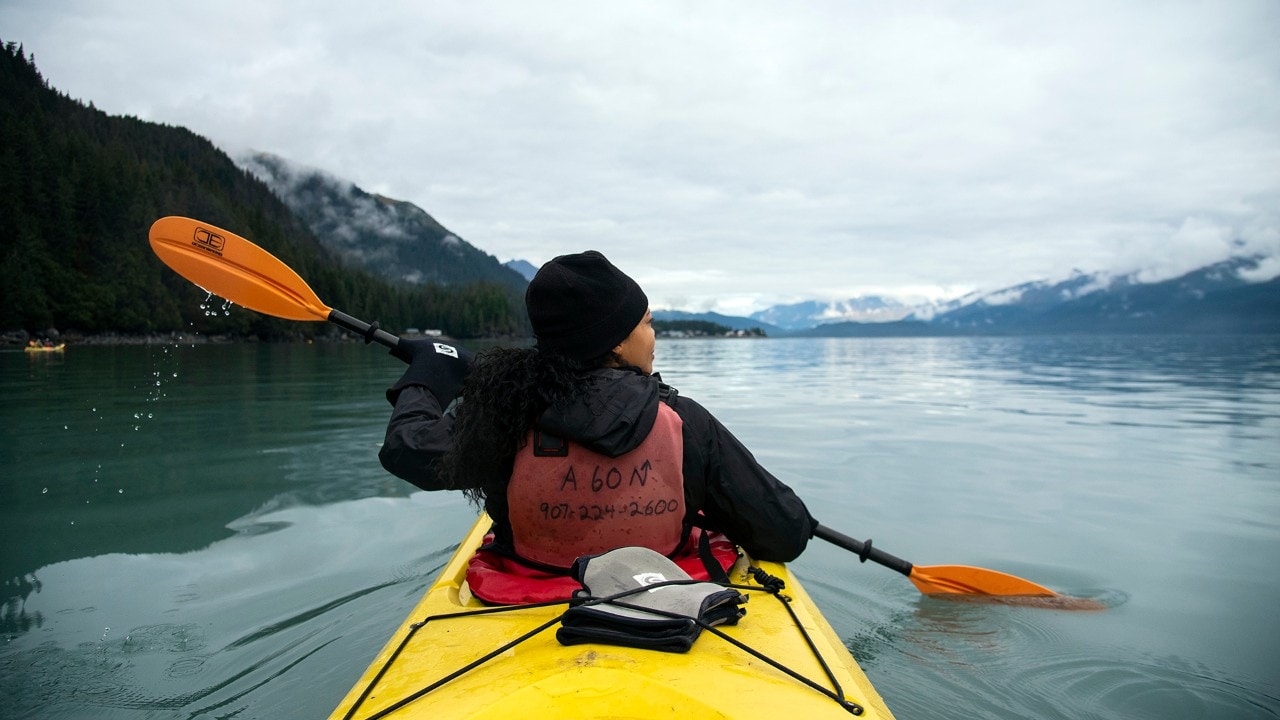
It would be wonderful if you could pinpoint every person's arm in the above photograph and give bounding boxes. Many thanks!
[378,340,473,491]
[380,386,457,490]
[675,397,817,561]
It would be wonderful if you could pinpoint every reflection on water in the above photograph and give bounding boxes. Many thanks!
[0,344,409,583]
[3,337,1279,719]
[0,493,472,719]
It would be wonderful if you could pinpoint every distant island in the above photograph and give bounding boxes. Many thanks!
[654,320,765,338]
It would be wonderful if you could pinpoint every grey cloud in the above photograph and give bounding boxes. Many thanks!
[3,0,1277,312]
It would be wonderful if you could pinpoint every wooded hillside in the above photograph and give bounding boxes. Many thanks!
[0,42,526,340]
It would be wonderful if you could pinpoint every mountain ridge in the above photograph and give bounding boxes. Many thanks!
[230,150,1280,336]
[236,151,527,291]
[224,151,1279,339]
[0,43,526,340]
[652,310,783,336]
[799,257,1280,336]
[749,297,915,330]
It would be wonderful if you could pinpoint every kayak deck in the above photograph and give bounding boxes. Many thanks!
[329,516,894,719]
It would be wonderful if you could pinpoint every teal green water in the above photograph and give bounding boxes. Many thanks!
[3,336,1278,718]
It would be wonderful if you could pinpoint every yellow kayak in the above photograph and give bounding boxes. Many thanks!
[329,515,895,719]
[24,343,66,353]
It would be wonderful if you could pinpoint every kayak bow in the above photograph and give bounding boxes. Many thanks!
[328,516,895,719]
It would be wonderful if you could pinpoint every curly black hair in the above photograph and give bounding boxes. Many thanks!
[438,346,618,512]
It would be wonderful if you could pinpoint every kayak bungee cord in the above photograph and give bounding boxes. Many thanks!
[612,568,866,716]
[733,566,865,716]
[340,599,572,720]
[341,570,865,719]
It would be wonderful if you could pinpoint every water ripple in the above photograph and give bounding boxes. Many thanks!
[871,593,1278,720]
[1009,654,1280,720]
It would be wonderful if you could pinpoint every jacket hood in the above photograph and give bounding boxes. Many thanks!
[535,368,659,458]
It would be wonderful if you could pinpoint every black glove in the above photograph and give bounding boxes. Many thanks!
[386,339,475,406]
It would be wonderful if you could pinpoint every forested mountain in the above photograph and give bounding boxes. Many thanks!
[0,42,526,340]
[652,310,781,335]
[237,152,528,291]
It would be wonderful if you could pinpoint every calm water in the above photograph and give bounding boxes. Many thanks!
[2,336,1278,719]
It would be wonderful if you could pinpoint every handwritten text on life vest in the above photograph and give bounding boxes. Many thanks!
[538,459,680,522]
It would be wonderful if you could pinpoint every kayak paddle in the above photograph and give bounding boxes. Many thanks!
[149,215,1092,607]
[148,216,403,352]
[814,524,1054,595]
[815,525,1102,608]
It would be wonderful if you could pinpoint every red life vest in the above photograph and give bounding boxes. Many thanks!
[466,527,740,605]
[506,402,686,570]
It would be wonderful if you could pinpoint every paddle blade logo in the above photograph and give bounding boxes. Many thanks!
[192,227,226,256]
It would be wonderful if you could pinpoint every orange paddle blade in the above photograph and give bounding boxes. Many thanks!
[908,564,1057,596]
[149,216,331,322]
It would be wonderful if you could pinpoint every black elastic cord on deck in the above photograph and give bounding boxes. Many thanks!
[578,573,865,716]
[747,565,786,592]
[361,615,564,720]
[343,573,865,719]
[340,598,571,720]
[740,567,864,715]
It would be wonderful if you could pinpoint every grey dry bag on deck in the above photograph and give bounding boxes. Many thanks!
[556,546,747,653]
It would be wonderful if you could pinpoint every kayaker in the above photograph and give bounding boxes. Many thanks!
[380,250,817,603]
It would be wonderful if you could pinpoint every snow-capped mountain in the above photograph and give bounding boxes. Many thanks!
[798,257,1279,336]
[922,257,1278,334]
[748,297,916,331]
[663,257,1278,336]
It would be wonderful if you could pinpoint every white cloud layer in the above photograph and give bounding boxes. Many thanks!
[4,0,1278,312]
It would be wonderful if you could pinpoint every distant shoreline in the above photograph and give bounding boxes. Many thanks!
[8,328,1275,349]
[1,331,385,347]
[3,330,776,347]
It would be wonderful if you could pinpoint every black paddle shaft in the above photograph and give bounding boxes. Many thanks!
[328,309,403,353]
[813,525,914,577]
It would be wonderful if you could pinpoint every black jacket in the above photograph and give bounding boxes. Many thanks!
[380,367,816,562]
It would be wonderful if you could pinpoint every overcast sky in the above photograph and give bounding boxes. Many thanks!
[4,1,1279,313]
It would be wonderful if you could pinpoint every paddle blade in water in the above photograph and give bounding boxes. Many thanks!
[909,564,1058,596]
[149,216,331,322]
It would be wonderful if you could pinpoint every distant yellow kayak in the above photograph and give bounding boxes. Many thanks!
[24,343,65,353]
[329,515,895,719]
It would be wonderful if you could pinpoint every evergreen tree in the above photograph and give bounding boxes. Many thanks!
[0,41,527,340]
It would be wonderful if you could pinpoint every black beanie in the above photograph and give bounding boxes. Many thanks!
[526,250,649,362]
